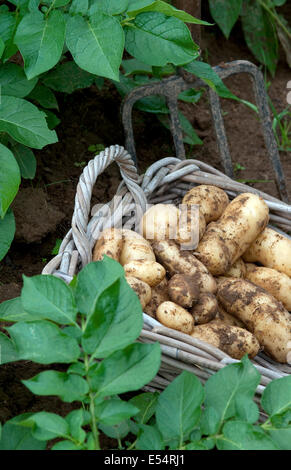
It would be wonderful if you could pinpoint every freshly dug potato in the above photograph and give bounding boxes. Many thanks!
[152,239,217,294]
[176,205,206,249]
[190,323,260,359]
[120,229,155,265]
[191,293,218,325]
[140,204,180,242]
[168,274,200,308]
[126,276,152,309]
[224,258,247,278]
[245,263,291,311]
[124,260,166,287]
[213,305,246,328]
[196,193,269,276]
[156,301,194,334]
[93,227,123,262]
[217,278,291,363]
[243,227,291,277]
[144,278,169,318]
[182,185,229,223]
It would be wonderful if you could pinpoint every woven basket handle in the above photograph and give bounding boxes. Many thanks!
[71,145,147,267]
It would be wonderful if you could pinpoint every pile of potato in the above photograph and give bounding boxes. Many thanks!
[93,185,291,364]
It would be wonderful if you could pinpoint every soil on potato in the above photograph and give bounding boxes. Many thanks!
[1,5,291,449]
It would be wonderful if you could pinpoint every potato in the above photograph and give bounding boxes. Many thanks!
[213,305,246,328]
[196,193,269,276]
[217,278,291,363]
[124,260,166,287]
[243,227,291,277]
[182,185,229,223]
[176,205,206,249]
[144,278,169,318]
[125,276,152,310]
[140,204,180,242]
[245,263,291,311]
[190,323,260,359]
[120,229,155,265]
[156,301,194,334]
[152,239,217,294]
[168,274,200,308]
[93,227,123,262]
[191,293,218,325]
[224,258,247,278]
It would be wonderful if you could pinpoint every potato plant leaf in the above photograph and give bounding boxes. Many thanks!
[209,0,242,38]
[42,61,96,93]
[9,142,37,179]
[217,421,279,450]
[0,414,46,450]
[0,331,19,364]
[0,143,20,218]
[0,209,15,262]
[125,12,200,66]
[0,63,38,98]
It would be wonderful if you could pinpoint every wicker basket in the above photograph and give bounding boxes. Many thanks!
[43,145,291,417]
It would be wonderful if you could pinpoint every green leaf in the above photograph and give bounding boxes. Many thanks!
[7,320,80,364]
[44,109,61,129]
[89,0,129,15]
[95,398,139,425]
[178,111,203,145]
[51,440,82,450]
[156,370,204,443]
[28,84,59,109]
[75,258,124,317]
[19,412,69,441]
[261,376,291,418]
[209,0,242,38]
[90,342,161,397]
[0,414,46,450]
[66,12,124,81]
[42,61,96,93]
[204,356,261,430]
[0,63,38,98]
[0,37,5,58]
[21,274,78,325]
[136,424,165,450]
[10,142,36,180]
[178,88,203,104]
[128,0,212,26]
[65,409,87,444]
[99,420,130,440]
[0,95,58,148]
[122,58,153,76]
[0,12,19,62]
[125,12,199,66]
[69,0,88,15]
[82,277,143,358]
[44,0,71,6]
[23,370,89,402]
[0,296,33,322]
[217,421,279,450]
[200,406,220,436]
[241,0,278,76]
[0,143,21,218]
[0,208,15,261]
[265,423,291,450]
[28,0,40,11]
[129,392,159,424]
[15,10,66,79]
[0,331,18,364]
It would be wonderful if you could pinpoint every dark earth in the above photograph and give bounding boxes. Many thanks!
[0,4,290,449]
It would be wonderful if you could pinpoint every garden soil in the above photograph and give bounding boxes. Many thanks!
[1,9,290,448]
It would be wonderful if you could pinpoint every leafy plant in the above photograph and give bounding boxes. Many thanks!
[208,0,291,76]
[0,255,290,450]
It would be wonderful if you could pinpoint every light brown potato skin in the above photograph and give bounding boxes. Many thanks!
[168,274,200,308]
[93,228,123,262]
[156,301,194,334]
[190,323,260,359]
[144,278,169,318]
[124,260,166,287]
[196,193,269,276]
[182,185,229,223]
[176,206,206,248]
[152,239,217,294]
[191,293,218,325]
[140,204,180,242]
[213,305,246,328]
[243,227,291,277]
[125,276,152,310]
[224,258,247,278]
[120,229,155,265]
[245,263,291,311]
[217,278,291,363]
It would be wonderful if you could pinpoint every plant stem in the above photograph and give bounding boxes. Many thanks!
[257,0,291,40]
[84,355,101,450]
